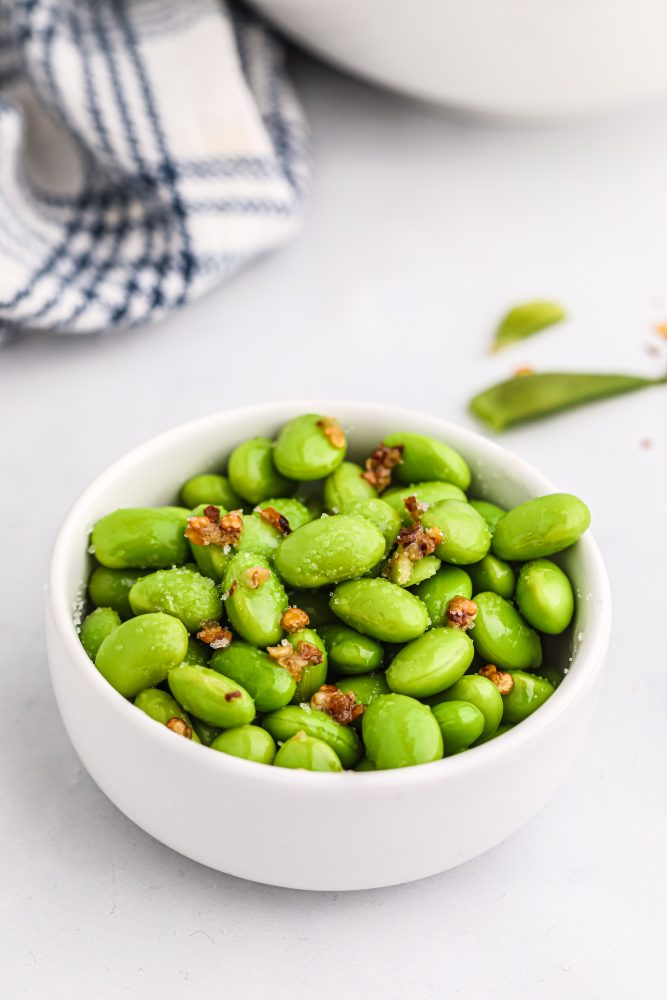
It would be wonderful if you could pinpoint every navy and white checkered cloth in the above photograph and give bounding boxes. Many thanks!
[0,0,309,336]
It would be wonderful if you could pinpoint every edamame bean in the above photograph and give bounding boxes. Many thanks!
[274,732,343,772]
[274,414,347,480]
[134,688,200,741]
[330,578,429,642]
[190,717,221,745]
[228,437,292,504]
[421,500,492,565]
[129,566,222,632]
[88,566,148,619]
[210,725,276,764]
[362,694,443,769]
[262,706,362,768]
[515,559,574,634]
[168,665,255,728]
[434,675,503,741]
[91,507,190,569]
[492,493,591,560]
[95,612,188,697]
[283,627,328,703]
[341,497,402,551]
[414,566,472,627]
[211,641,296,712]
[275,514,385,588]
[384,482,467,523]
[472,591,542,670]
[386,627,474,697]
[180,474,242,511]
[383,432,471,491]
[80,607,121,660]
[323,462,375,511]
[224,552,288,646]
[469,500,506,533]
[183,636,211,666]
[335,672,390,705]
[320,623,384,675]
[388,554,440,588]
[431,701,485,755]
[502,671,554,724]
[186,504,233,582]
[468,555,516,600]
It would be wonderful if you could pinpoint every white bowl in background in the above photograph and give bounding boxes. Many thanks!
[250,0,667,118]
[46,401,611,890]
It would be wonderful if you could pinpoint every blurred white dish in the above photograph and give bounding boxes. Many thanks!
[251,0,667,117]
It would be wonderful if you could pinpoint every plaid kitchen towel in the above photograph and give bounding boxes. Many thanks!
[0,0,309,336]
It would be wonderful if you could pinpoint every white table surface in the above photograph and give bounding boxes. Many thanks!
[2,55,666,1000]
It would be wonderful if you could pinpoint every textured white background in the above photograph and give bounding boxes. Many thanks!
[1,55,666,999]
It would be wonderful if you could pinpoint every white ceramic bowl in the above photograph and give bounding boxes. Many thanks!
[46,401,611,890]
[251,0,667,118]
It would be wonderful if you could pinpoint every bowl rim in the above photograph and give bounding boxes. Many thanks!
[46,399,612,792]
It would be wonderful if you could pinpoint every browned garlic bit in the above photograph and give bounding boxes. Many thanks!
[447,596,478,631]
[196,623,233,649]
[479,663,514,694]
[166,717,193,738]
[280,607,310,633]
[361,442,404,492]
[245,566,271,589]
[310,684,365,725]
[185,505,243,547]
[266,640,323,681]
[384,514,443,585]
[316,416,346,449]
[258,506,291,535]
[224,690,243,702]
[404,494,427,523]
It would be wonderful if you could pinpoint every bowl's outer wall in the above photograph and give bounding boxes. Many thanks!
[46,401,611,890]
[250,0,667,117]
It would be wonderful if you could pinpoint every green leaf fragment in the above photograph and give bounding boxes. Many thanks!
[469,371,667,431]
[493,300,567,351]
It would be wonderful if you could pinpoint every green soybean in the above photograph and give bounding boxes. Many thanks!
[472,591,542,671]
[492,493,591,560]
[95,612,188,698]
[274,732,343,772]
[341,497,402,551]
[431,700,485,755]
[211,725,276,764]
[262,705,361,768]
[134,688,199,740]
[414,566,472,627]
[386,627,474,697]
[362,694,443,769]
[515,559,574,635]
[335,672,390,705]
[223,552,288,646]
[91,507,190,569]
[190,717,221,745]
[384,482,467,523]
[468,555,516,600]
[285,627,328,703]
[421,500,491,565]
[211,640,296,712]
[383,432,471,491]
[274,413,347,480]
[320,623,384,675]
[168,665,255,728]
[323,461,375,511]
[388,554,440,588]
[502,671,555,724]
[129,566,222,632]
[228,436,292,505]
[275,514,385,588]
[469,500,506,533]
[88,566,148,619]
[183,636,211,666]
[330,578,429,643]
[180,473,242,511]
[80,607,121,660]
[434,675,503,741]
